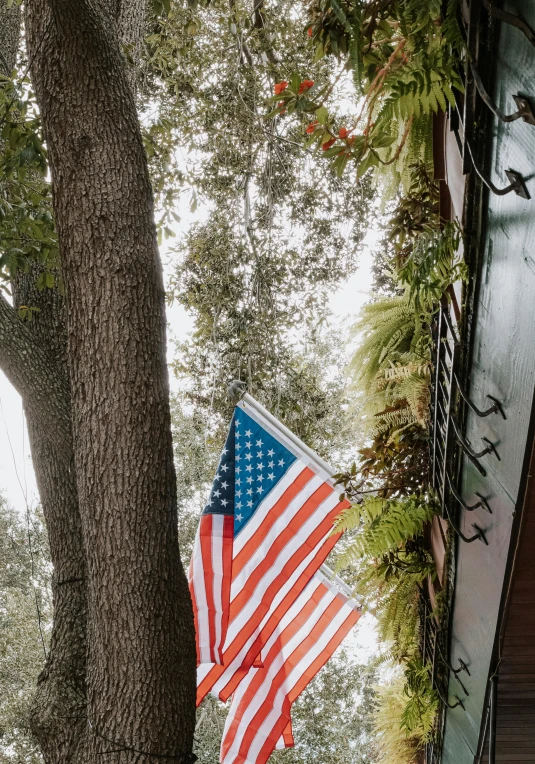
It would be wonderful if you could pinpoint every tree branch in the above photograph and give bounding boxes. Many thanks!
[0,294,72,452]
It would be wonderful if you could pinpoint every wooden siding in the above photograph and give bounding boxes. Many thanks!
[480,462,535,762]
[441,1,535,761]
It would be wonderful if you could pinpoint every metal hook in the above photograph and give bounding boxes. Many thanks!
[454,375,507,420]
[436,648,470,695]
[465,140,530,199]
[470,64,535,125]
[444,501,488,545]
[435,683,466,710]
[447,475,492,513]
[454,658,471,677]
[483,0,535,47]
[450,418,500,475]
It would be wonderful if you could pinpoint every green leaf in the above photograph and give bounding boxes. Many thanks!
[290,72,301,92]
[315,106,329,125]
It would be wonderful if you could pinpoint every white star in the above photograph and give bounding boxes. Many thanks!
[257,462,264,471]
[236,431,241,438]
[221,499,228,507]
[246,441,252,449]
[236,490,242,497]
[268,461,274,469]
[221,481,229,489]
[236,455,241,462]
[257,474,264,482]
[257,486,264,494]
[245,453,252,461]
[236,513,243,522]
[236,478,241,486]
[246,476,253,484]
[213,490,221,498]
[206,498,212,506]
[214,473,221,481]
[247,500,253,507]
[236,502,242,509]
[235,421,240,428]
[257,451,263,459]
[278,459,284,467]
[247,488,253,495]
[236,467,241,474]
[267,449,275,457]
[268,473,275,480]
[256,439,263,447]
[221,464,229,472]
[222,447,228,455]
[245,430,252,437]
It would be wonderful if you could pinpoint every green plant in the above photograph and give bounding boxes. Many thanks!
[333,493,438,659]
[374,661,438,764]
[272,0,464,188]
[397,221,467,311]
[374,674,420,764]
[333,493,437,562]
[0,72,58,289]
[349,292,431,396]
[401,656,440,740]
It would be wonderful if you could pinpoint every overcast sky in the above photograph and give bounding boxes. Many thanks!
[0,226,378,660]
[0,228,377,511]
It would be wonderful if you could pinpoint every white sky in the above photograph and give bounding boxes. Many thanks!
[0,220,380,658]
[0,227,378,509]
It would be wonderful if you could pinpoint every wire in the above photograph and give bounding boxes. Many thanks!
[89,717,198,761]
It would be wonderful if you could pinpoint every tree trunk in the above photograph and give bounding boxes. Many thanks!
[0,0,20,75]
[0,6,90,762]
[9,273,90,764]
[25,2,196,764]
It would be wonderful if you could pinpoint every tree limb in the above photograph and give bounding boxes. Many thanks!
[0,294,72,453]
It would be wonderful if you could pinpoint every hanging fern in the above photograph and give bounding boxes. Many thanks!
[333,493,438,563]
[401,656,440,740]
[374,674,421,764]
[349,292,431,397]
[397,220,467,311]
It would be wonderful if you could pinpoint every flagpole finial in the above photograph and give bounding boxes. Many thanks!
[227,379,246,401]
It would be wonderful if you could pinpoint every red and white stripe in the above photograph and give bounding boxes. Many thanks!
[220,462,347,657]
[219,572,360,764]
[274,722,293,751]
[189,514,234,665]
[196,525,341,704]
[191,398,349,673]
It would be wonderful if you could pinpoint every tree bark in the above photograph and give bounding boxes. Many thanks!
[9,273,90,764]
[0,0,20,74]
[0,7,90,762]
[25,3,196,764]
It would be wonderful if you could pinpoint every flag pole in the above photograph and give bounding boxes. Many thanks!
[320,563,356,599]
[240,392,337,479]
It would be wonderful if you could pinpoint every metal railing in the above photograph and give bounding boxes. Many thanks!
[430,298,459,518]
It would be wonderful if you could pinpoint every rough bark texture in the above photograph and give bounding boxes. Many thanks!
[0,0,20,74]
[25,3,197,764]
[11,272,89,764]
[0,294,71,450]
[0,7,89,761]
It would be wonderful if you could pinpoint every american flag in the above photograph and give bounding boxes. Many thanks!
[189,395,350,682]
[219,571,360,764]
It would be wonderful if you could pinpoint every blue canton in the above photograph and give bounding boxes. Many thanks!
[202,406,297,536]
